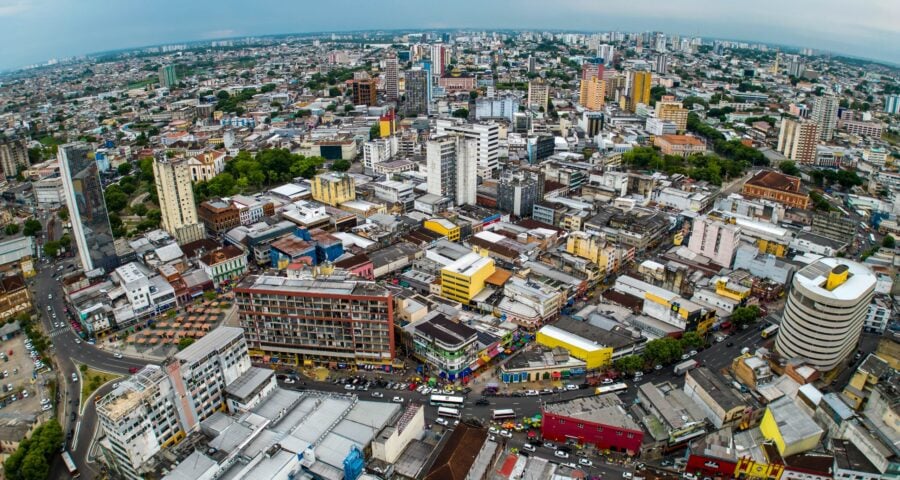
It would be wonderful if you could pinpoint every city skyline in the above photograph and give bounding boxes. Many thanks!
[0,0,898,70]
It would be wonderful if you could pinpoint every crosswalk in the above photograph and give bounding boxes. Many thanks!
[49,329,70,338]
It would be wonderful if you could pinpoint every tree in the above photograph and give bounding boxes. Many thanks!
[132,204,148,217]
[3,419,63,480]
[643,337,683,365]
[331,159,351,172]
[4,224,19,235]
[469,90,479,100]
[779,161,800,176]
[178,337,196,350]
[117,162,133,176]
[57,207,69,221]
[203,290,217,301]
[42,241,60,257]
[369,124,380,140]
[58,234,71,249]
[452,108,469,119]
[22,219,42,237]
[613,355,645,374]
[138,157,155,183]
[680,332,705,350]
[731,305,761,328]
[883,235,896,249]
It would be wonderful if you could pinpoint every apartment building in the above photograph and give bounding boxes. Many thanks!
[408,313,479,381]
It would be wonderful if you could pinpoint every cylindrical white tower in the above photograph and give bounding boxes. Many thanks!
[775,258,875,371]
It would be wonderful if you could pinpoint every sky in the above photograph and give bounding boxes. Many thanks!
[0,0,898,70]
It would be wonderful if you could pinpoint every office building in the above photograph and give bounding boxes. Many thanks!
[687,215,741,268]
[474,95,518,122]
[158,64,177,88]
[527,55,536,73]
[435,119,500,178]
[656,96,688,132]
[384,53,399,102]
[310,172,355,206]
[235,274,396,366]
[408,313,478,380]
[654,53,669,74]
[404,67,428,115]
[0,137,28,178]
[527,79,550,111]
[597,44,615,65]
[430,44,449,76]
[811,95,839,141]
[629,71,652,112]
[775,259,876,371]
[884,94,900,115]
[152,154,205,245]
[497,170,540,218]
[363,135,399,173]
[426,135,476,206]
[198,198,241,235]
[351,74,377,106]
[58,143,119,272]
[579,61,605,110]
[787,55,805,77]
[440,251,495,304]
[777,118,819,164]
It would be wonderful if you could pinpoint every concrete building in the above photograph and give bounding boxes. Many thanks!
[759,396,823,457]
[777,119,819,165]
[741,170,810,210]
[475,95,518,122]
[684,367,748,428]
[542,395,643,453]
[197,198,241,235]
[426,135,476,206]
[687,215,741,268]
[497,170,540,218]
[310,172,355,207]
[656,97,688,132]
[527,80,550,110]
[440,251,495,304]
[627,71,652,112]
[404,68,428,115]
[434,119,500,179]
[408,313,478,380]
[153,154,205,245]
[32,175,65,207]
[0,137,28,178]
[362,136,399,173]
[235,274,395,367]
[653,135,708,157]
[198,245,248,288]
[775,259,876,371]
[0,274,31,322]
[350,75,377,106]
[811,95,839,141]
[58,143,119,272]
[158,64,177,88]
[384,53,399,102]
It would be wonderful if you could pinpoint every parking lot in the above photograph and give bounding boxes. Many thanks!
[0,333,52,416]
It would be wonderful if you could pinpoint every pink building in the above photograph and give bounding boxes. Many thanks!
[687,215,741,268]
[334,253,375,280]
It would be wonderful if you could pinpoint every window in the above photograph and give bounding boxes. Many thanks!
[577,423,584,429]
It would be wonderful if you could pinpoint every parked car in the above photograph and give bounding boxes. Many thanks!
[371,391,384,398]
[623,473,633,479]
[522,443,536,452]
[391,396,404,403]
[601,378,614,385]
[542,442,555,449]
[499,430,512,438]
[113,353,123,359]
[565,384,578,390]
[435,418,449,426]
[554,451,569,459]
[578,458,593,467]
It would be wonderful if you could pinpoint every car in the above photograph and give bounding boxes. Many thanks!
[655,364,663,370]
[41,398,50,405]
[113,353,123,359]
[726,342,734,347]
[51,313,56,319]
[499,430,512,438]
[46,306,51,311]
[475,398,490,406]
[47,294,52,300]
[689,350,698,357]
[554,450,569,459]
[522,443,536,452]
[488,426,499,434]
[540,388,554,395]
[565,384,578,390]
[623,473,633,479]
[87,339,95,345]
[74,338,81,344]
[421,387,431,395]
[682,474,696,480]
[634,371,643,377]
[41,404,51,412]
[488,434,496,441]
[391,396,404,403]
[10,395,16,402]
[601,378,614,385]
[5,384,11,391]
[344,384,355,390]
[71,373,78,382]
[524,390,539,396]
[2,370,6,378]
[21,390,28,398]
[681,354,691,360]
[371,391,384,398]
[578,458,593,467]
[543,442,555,449]
[435,418,449,426]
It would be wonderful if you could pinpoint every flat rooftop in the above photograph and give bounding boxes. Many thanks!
[543,394,640,431]
[236,274,389,298]
[175,326,244,365]
[794,258,876,301]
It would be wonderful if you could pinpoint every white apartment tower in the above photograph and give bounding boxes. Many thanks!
[435,118,500,179]
[426,135,477,206]
[152,153,205,244]
[812,95,839,141]
[384,53,399,102]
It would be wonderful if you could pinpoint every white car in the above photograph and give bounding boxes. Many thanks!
[71,373,78,382]
[689,350,698,357]
[524,390,539,396]
[565,384,578,391]
[601,378,614,385]
[47,294,52,300]
[622,473,633,479]
[21,389,28,398]
[499,430,512,438]
[488,426,499,434]
[578,458,593,467]
[41,404,51,412]
[391,396,404,403]
[554,450,569,459]
[521,443,536,452]
[113,353,123,359]
[435,418,449,426]
[371,391,384,398]
[344,384,355,390]
[74,339,81,344]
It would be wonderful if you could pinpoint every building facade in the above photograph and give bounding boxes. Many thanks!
[542,395,644,453]
[153,153,205,245]
[197,198,241,235]
[777,119,819,165]
[310,172,356,206]
[426,135,476,206]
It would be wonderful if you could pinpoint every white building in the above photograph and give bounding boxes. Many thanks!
[426,135,476,206]
[645,117,677,136]
[32,176,65,207]
[811,95,839,141]
[362,136,399,173]
[231,194,266,225]
[687,215,741,268]
[864,297,891,333]
[153,154,205,244]
[435,119,500,179]
[372,180,415,210]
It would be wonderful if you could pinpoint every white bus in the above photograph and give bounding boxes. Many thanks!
[492,408,517,420]
[430,394,465,407]
[437,406,461,419]
[594,382,628,395]
[61,450,80,478]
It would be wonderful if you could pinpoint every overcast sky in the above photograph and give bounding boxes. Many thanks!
[1,0,898,70]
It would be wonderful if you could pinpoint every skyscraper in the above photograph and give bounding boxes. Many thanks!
[430,44,448,76]
[527,79,550,111]
[628,71,652,112]
[777,118,819,164]
[0,136,28,179]
[812,94,839,141]
[58,143,119,272]
[527,56,536,74]
[579,61,605,111]
[434,119,500,179]
[426,135,476,206]
[152,153,205,245]
[654,53,669,75]
[498,171,540,218]
[158,64,177,88]
[384,53,399,102]
[884,94,900,115]
[775,259,875,371]
[597,44,615,66]
[404,68,428,116]
[350,73,378,106]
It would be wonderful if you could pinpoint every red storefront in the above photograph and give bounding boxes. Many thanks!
[686,453,738,478]
[541,397,644,454]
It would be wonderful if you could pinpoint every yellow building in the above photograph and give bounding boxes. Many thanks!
[734,456,784,480]
[424,218,461,242]
[715,278,751,302]
[756,238,787,257]
[579,77,606,111]
[310,172,355,206]
[566,231,627,277]
[759,397,823,457]
[440,251,495,304]
[536,324,613,369]
[629,71,652,111]
[842,354,891,410]
[656,97,688,133]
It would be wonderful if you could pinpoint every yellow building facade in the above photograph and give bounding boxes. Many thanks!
[579,77,606,111]
[656,99,688,132]
[440,251,495,304]
[536,325,613,369]
[310,173,355,206]
[424,218,461,242]
[630,71,652,111]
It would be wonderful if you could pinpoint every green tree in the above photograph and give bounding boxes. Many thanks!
[104,187,128,213]
[203,290,217,301]
[452,108,469,119]
[331,159,351,172]
[4,224,19,235]
[883,235,895,249]
[469,90,479,100]
[58,234,71,249]
[132,204,148,217]
[177,337,196,350]
[613,355,645,374]
[779,161,800,176]
[680,332,705,350]
[42,241,60,257]
[22,219,42,237]
[79,364,88,374]
[369,124,380,140]
[57,207,69,221]
[138,157,155,183]
[643,337,684,365]
[117,162,133,176]
[731,305,761,328]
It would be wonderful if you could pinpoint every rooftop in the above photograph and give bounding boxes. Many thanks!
[236,274,390,298]
[745,170,802,193]
[543,394,641,431]
[794,258,876,301]
[224,367,274,401]
[686,367,747,411]
[443,252,494,277]
[423,423,488,480]
[174,326,244,365]
[766,396,823,445]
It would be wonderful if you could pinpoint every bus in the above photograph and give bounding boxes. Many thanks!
[61,450,80,478]
[430,394,465,408]
[437,407,461,419]
[761,324,779,339]
[492,409,517,420]
[594,382,628,395]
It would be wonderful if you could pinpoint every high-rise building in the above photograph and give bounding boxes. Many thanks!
[235,274,396,366]
[777,118,819,165]
[687,216,741,268]
[426,135,476,206]
[527,79,550,111]
[884,94,900,115]
[434,119,500,179]
[597,44,616,65]
[404,67,428,115]
[654,32,667,52]
[498,171,540,218]
[655,96,688,132]
[786,54,804,77]
[579,61,605,110]
[775,259,875,371]
[351,73,377,106]
[628,71,652,112]
[158,64,177,88]
[58,143,119,272]
[654,53,669,75]
[430,44,449,76]
[363,136,399,173]
[811,95,839,141]
[310,172,356,206]
[152,154,205,245]
[0,136,28,178]
[527,55,536,73]
[384,53,399,102]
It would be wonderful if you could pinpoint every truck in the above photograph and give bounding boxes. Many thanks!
[674,359,699,375]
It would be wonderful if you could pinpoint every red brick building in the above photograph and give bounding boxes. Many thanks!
[198,198,241,235]
[541,395,644,454]
[741,170,811,209]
